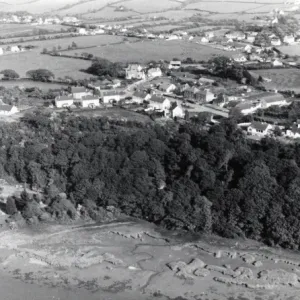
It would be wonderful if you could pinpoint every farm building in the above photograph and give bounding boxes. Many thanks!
[168,60,181,70]
[55,95,74,108]
[80,95,100,108]
[147,68,162,78]
[148,95,171,111]
[247,122,272,137]
[260,93,289,108]
[71,87,91,100]
[101,90,122,104]
[125,64,146,80]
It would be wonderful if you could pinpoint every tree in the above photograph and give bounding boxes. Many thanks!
[42,48,48,54]
[26,69,55,82]
[6,197,17,215]
[0,69,20,80]
[71,41,77,48]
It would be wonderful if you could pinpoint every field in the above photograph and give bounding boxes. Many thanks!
[82,6,139,20]
[120,0,181,13]
[252,68,300,92]
[278,45,300,57]
[0,52,92,79]
[63,39,234,63]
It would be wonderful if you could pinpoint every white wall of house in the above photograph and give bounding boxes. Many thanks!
[149,99,171,110]
[102,94,121,104]
[81,99,99,108]
[172,106,185,118]
[73,92,90,100]
[55,99,74,108]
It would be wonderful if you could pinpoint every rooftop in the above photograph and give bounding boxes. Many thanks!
[71,87,86,93]
[0,104,14,111]
[250,121,270,131]
[81,95,99,101]
[149,95,167,103]
[56,95,73,101]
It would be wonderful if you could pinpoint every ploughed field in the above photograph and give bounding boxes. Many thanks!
[0,220,300,300]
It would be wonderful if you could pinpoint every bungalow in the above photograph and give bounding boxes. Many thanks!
[125,64,146,80]
[271,37,281,46]
[232,54,247,63]
[132,91,151,104]
[80,95,99,108]
[170,105,185,119]
[101,90,122,104]
[55,95,74,108]
[0,105,18,115]
[283,35,295,44]
[247,122,272,136]
[158,82,177,93]
[148,95,171,111]
[147,67,162,78]
[71,87,91,100]
[168,60,181,70]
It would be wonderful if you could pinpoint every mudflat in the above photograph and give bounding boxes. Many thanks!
[0,220,299,300]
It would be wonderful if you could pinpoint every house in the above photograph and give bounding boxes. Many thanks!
[78,28,88,35]
[184,87,214,103]
[206,32,214,39]
[225,31,246,41]
[101,90,122,104]
[184,87,201,100]
[283,35,295,44]
[199,77,215,86]
[201,37,210,43]
[180,83,191,93]
[249,53,264,62]
[9,46,20,53]
[55,95,74,108]
[247,122,272,136]
[232,54,247,63]
[148,95,171,111]
[0,48,3,55]
[170,105,185,119]
[272,59,283,67]
[147,68,162,78]
[260,93,288,108]
[80,95,99,108]
[125,64,146,80]
[0,105,18,115]
[132,91,151,104]
[168,60,181,70]
[166,34,180,41]
[244,44,252,53]
[71,87,90,100]
[271,37,281,46]
[158,82,176,93]
[246,35,256,43]
[235,101,261,115]
[286,124,300,139]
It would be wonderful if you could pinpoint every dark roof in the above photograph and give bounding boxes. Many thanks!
[133,91,147,98]
[246,92,284,102]
[71,87,86,93]
[81,95,99,101]
[149,95,167,103]
[102,90,121,96]
[56,95,73,101]
[0,104,13,111]
[250,121,270,131]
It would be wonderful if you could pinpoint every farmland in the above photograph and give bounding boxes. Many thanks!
[0,51,92,79]
[62,39,235,63]
[278,45,300,57]
[252,69,300,93]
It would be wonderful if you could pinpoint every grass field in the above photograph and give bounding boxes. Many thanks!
[0,24,64,36]
[82,6,139,20]
[63,39,235,62]
[0,51,92,79]
[278,45,300,57]
[121,0,181,13]
[252,69,300,92]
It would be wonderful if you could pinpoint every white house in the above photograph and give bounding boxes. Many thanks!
[101,90,121,104]
[201,37,210,43]
[10,46,20,53]
[286,125,300,139]
[206,32,214,39]
[147,68,162,78]
[260,94,288,108]
[225,31,246,41]
[158,83,177,93]
[283,35,295,44]
[77,28,88,35]
[168,60,181,70]
[272,59,283,67]
[236,102,261,115]
[232,54,247,63]
[148,95,171,111]
[0,105,18,115]
[55,95,74,108]
[71,87,91,100]
[0,48,4,55]
[170,105,185,119]
[247,122,273,136]
[271,37,281,46]
[80,95,99,108]
[125,64,146,80]
[244,44,252,53]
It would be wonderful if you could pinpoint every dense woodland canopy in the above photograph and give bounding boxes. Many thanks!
[2,112,300,249]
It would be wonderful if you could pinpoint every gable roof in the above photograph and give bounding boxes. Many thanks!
[250,121,270,131]
[102,90,121,96]
[133,91,148,98]
[0,104,13,111]
[81,95,99,101]
[149,95,167,103]
[56,95,73,101]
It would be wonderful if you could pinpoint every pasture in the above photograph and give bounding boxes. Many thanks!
[81,6,139,20]
[0,51,92,79]
[63,39,235,62]
[121,0,181,13]
[252,69,300,92]
[278,45,300,57]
